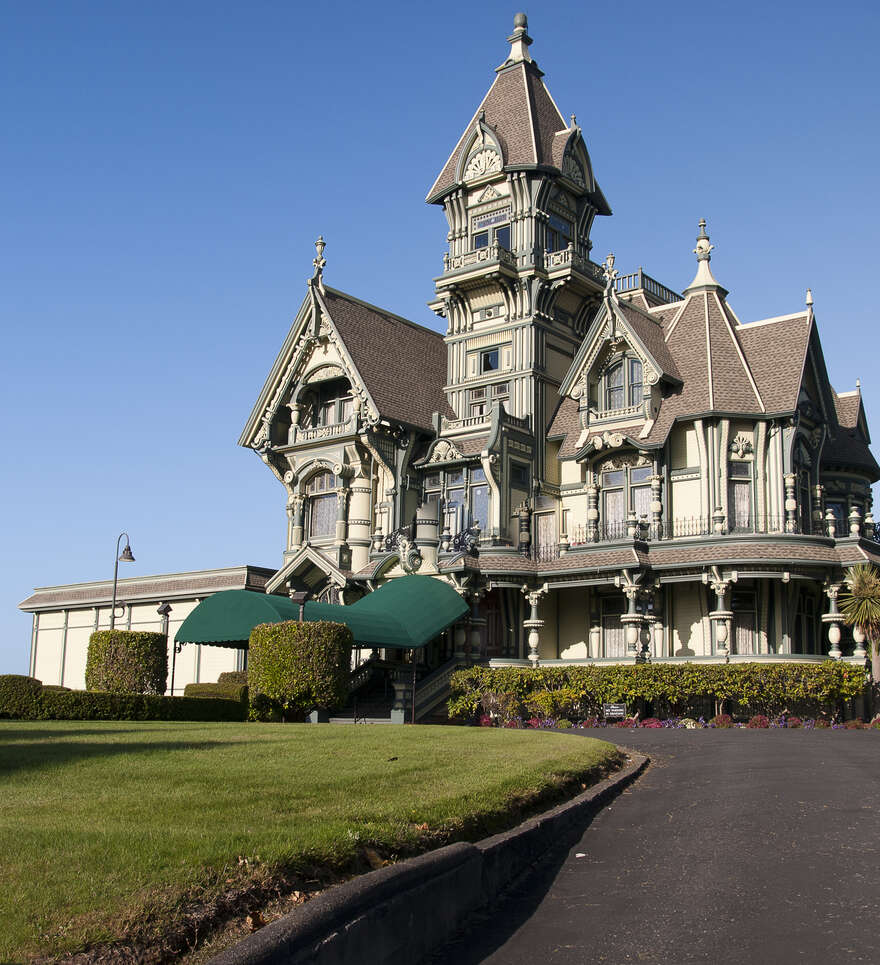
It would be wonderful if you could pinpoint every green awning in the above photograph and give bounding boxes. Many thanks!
[175,590,302,647]
[174,575,469,650]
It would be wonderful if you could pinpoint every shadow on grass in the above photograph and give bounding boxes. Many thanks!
[0,726,159,742]
[0,737,242,777]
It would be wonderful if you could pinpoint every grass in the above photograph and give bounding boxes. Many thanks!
[0,721,620,961]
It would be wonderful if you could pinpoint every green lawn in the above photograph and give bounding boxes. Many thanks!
[0,721,619,961]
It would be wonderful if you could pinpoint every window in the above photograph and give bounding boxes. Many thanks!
[728,461,752,532]
[601,596,626,659]
[599,464,652,540]
[731,590,756,655]
[424,466,491,536]
[547,214,572,253]
[601,357,643,413]
[299,378,353,429]
[481,349,499,373]
[306,471,337,540]
[472,207,511,252]
[510,462,529,488]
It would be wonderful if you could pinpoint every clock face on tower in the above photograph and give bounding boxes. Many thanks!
[464,148,502,181]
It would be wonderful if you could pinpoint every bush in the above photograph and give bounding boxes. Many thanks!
[86,630,167,695]
[38,690,246,722]
[40,685,71,693]
[218,671,248,686]
[556,718,573,729]
[447,663,868,723]
[248,620,353,722]
[184,682,249,705]
[747,715,770,728]
[711,714,734,728]
[786,716,803,729]
[640,717,663,728]
[0,675,43,719]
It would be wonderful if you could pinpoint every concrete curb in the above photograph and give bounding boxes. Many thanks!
[208,748,649,965]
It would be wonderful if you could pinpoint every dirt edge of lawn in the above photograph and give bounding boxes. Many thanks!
[33,739,625,965]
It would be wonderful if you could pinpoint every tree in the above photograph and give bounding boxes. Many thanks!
[839,563,880,686]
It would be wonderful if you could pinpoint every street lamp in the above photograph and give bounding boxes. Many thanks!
[110,532,135,629]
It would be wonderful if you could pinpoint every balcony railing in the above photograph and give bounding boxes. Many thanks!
[615,268,682,305]
[442,241,516,274]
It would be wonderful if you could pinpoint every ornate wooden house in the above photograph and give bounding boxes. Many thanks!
[238,14,880,679]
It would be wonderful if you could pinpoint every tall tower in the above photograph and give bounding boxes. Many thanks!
[427,14,611,483]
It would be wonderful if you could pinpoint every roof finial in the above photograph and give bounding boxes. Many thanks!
[570,113,578,130]
[856,378,861,391]
[805,288,813,307]
[311,235,326,293]
[684,218,727,295]
[505,13,533,65]
[694,219,713,262]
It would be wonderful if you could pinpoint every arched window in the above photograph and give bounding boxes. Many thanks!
[306,471,337,540]
[299,378,353,429]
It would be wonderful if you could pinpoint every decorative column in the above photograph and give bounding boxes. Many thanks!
[290,494,305,550]
[865,503,876,541]
[784,473,797,533]
[414,498,441,571]
[516,502,532,555]
[453,621,468,660]
[825,508,837,539]
[347,472,374,572]
[286,402,302,444]
[650,474,663,540]
[812,484,825,536]
[586,483,599,542]
[620,584,643,659]
[822,582,843,659]
[335,488,350,546]
[626,509,639,540]
[708,577,733,658]
[469,591,486,662]
[712,507,726,535]
[522,585,548,667]
[852,625,869,661]
[848,507,862,538]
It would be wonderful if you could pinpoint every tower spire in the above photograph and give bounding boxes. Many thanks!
[499,13,533,68]
[683,219,726,295]
[311,235,326,293]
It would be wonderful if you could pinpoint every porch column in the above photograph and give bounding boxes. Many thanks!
[522,585,548,667]
[286,401,302,444]
[822,582,844,659]
[335,488,350,546]
[620,584,642,658]
[812,484,825,536]
[709,577,733,658]
[290,494,305,550]
[784,473,797,532]
[453,621,468,660]
[469,590,486,662]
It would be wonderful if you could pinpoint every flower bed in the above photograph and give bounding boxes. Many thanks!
[476,713,880,730]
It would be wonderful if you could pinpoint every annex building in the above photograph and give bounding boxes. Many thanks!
[21,16,880,706]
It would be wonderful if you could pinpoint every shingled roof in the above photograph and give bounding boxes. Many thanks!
[319,288,453,433]
[426,18,609,212]
[823,390,879,477]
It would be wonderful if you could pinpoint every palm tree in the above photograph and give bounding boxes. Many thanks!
[839,562,880,685]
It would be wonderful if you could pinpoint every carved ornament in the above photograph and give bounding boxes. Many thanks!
[464,149,502,181]
[729,433,753,458]
[561,153,585,188]
[428,439,466,463]
[384,527,423,574]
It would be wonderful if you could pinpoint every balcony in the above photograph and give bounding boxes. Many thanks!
[543,245,606,286]
[287,412,358,447]
[441,241,516,278]
[530,514,878,563]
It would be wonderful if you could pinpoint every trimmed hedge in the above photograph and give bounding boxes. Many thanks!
[449,663,869,723]
[184,681,249,705]
[218,671,248,686]
[0,675,43,718]
[86,630,168,695]
[37,691,245,722]
[249,620,353,721]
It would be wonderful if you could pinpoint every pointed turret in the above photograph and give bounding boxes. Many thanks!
[426,14,610,213]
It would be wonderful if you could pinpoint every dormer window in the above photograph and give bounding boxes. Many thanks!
[481,349,499,373]
[472,207,511,252]
[300,377,353,428]
[601,358,642,413]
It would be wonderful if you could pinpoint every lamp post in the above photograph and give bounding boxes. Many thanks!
[157,602,173,694]
[110,532,135,629]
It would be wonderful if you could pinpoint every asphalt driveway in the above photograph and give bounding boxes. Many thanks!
[428,730,880,964]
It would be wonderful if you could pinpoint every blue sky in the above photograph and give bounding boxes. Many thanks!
[2,0,879,674]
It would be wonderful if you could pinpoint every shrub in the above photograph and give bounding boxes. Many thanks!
[38,690,246,722]
[86,630,167,695]
[747,715,770,729]
[556,718,573,729]
[844,719,865,730]
[447,663,868,723]
[40,684,71,693]
[0,675,43,719]
[614,717,638,728]
[640,717,663,728]
[218,671,248,686]
[184,682,249,705]
[248,620,352,722]
[786,716,803,729]
[711,714,734,728]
